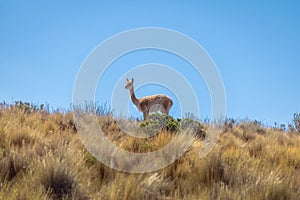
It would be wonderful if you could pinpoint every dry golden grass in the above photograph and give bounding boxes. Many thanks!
[0,104,300,199]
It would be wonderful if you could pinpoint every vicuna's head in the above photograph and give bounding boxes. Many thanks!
[125,78,134,90]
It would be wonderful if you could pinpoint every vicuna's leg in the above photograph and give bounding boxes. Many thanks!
[143,112,149,120]
[161,107,168,115]
[161,110,167,115]
[164,100,173,116]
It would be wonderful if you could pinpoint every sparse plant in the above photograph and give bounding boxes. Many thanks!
[73,101,113,117]
[179,117,206,138]
[288,123,296,132]
[236,120,266,141]
[224,118,236,132]
[293,113,300,133]
[12,101,45,113]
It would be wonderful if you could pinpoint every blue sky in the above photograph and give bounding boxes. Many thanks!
[1,1,300,125]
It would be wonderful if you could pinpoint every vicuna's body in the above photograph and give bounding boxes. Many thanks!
[125,78,173,120]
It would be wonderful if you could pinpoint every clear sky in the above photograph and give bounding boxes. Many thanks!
[1,1,300,125]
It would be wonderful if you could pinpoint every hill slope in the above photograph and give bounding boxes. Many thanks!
[0,103,299,199]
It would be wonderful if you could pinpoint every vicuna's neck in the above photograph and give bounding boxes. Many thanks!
[129,87,139,106]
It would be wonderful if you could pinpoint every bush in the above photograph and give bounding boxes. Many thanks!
[139,113,173,135]
[166,117,179,132]
[139,113,206,138]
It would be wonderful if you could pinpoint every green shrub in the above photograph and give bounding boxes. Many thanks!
[166,117,179,132]
[139,113,170,135]
[139,113,205,138]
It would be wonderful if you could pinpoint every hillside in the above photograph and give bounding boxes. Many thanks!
[0,102,300,199]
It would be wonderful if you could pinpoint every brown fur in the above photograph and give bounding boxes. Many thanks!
[125,78,173,120]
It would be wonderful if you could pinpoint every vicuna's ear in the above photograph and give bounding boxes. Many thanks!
[126,78,129,81]
[132,78,134,82]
